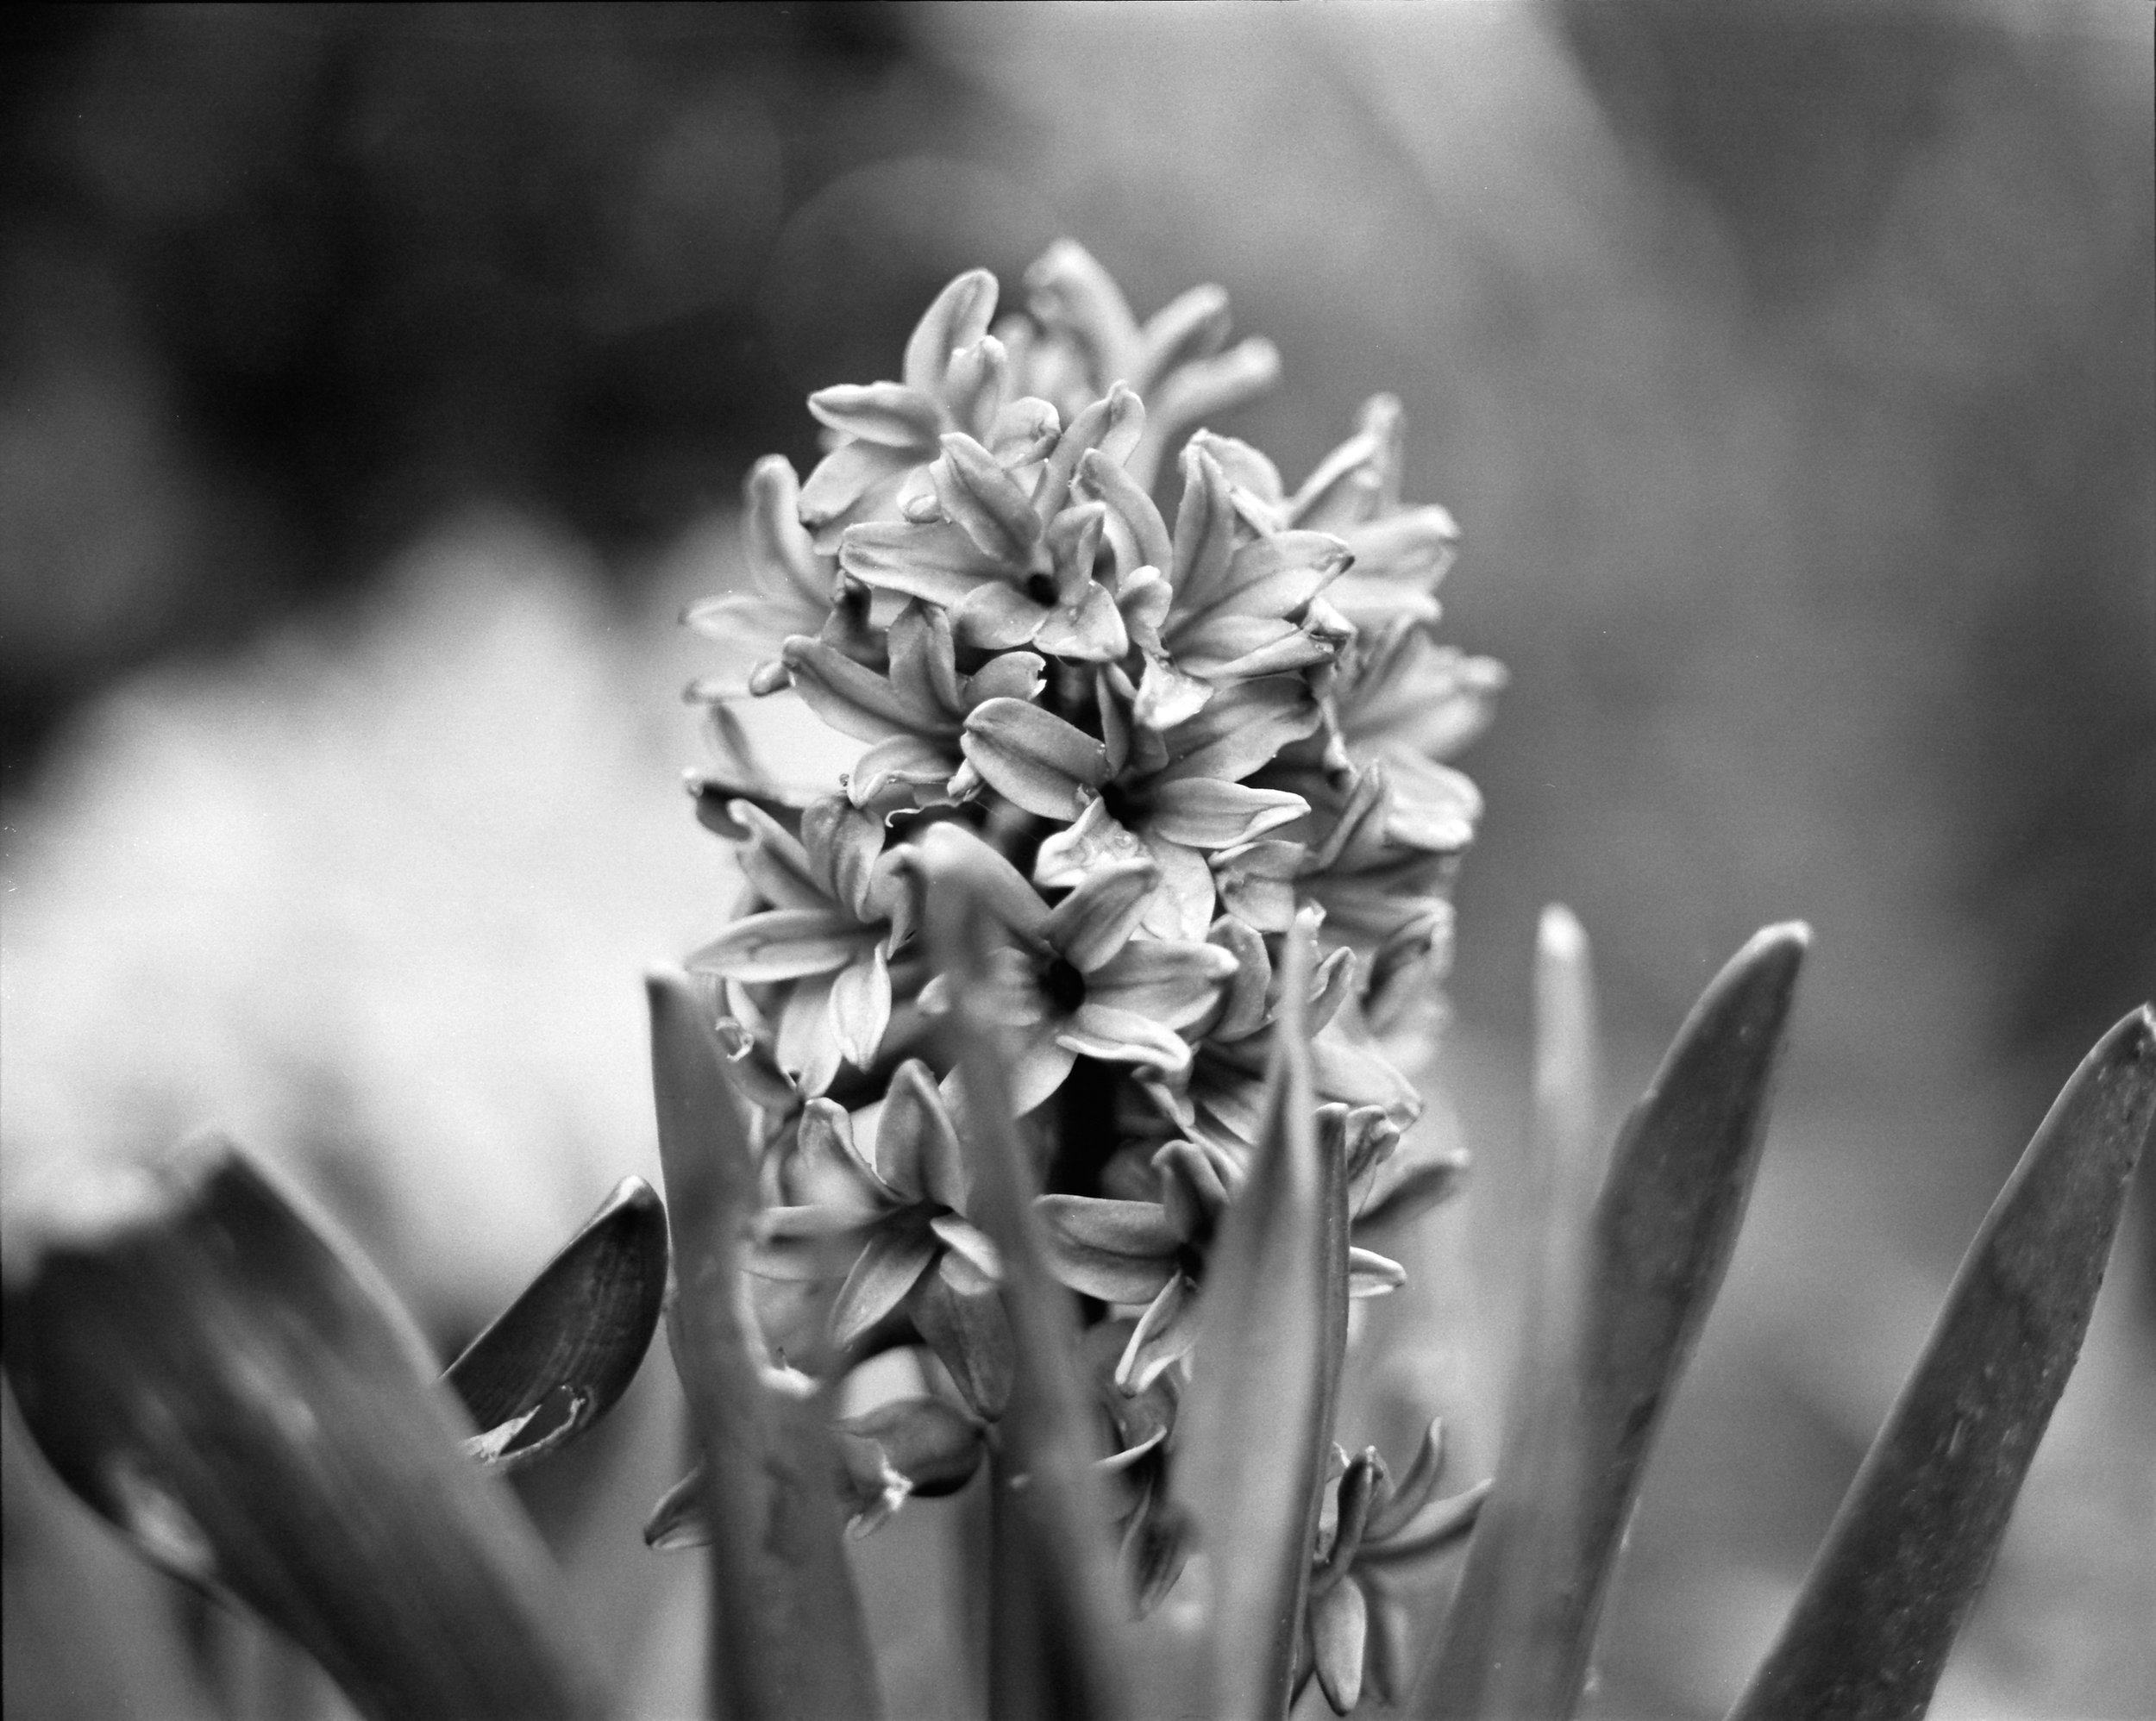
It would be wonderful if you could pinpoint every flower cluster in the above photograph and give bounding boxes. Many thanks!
[683,241,1501,1689]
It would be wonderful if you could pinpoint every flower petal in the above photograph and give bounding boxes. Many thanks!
[959,698,1112,820]
[1115,1271,1202,1395]
[950,580,1050,652]
[907,1250,1012,1417]
[1086,937,1239,1030]
[1136,835,1219,941]
[1146,779,1309,849]
[1044,856,1158,973]
[829,945,892,1070]
[999,1018,1078,1115]
[934,432,1043,562]
[1211,839,1305,934]
[928,1214,1002,1281]
[1135,283,1232,394]
[688,909,876,982]
[1347,1247,1407,1299]
[1155,675,1322,785]
[848,735,960,817]
[799,439,916,535]
[1025,239,1141,393]
[1076,448,1175,577]
[904,267,1000,396]
[911,823,1053,939]
[876,1058,969,1212]
[1059,1004,1193,1078]
[791,1098,896,1215]
[782,637,933,743]
[743,454,833,610]
[834,1397,987,1499]
[1035,1196,1181,1302]
[963,649,1050,706]
[1310,1575,1369,1715]
[807,381,946,449]
[802,797,890,920]
[1031,579,1129,664]
[1132,652,1215,731]
[730,799,830,911]
[838,519,1005,609]
[1033,798,1148,890]
[830,1223,940,1348]
[1206,917,1274,1041]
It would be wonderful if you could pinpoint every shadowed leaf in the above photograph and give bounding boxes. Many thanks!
[1175,910,1350,1721]
[1728,1004,2156,1721]
[647,967,881,1721]
[923,867,1134,1721]
[0,1135,602,1721]
[443,1176,667,1473]
[1420,917,1807,1719]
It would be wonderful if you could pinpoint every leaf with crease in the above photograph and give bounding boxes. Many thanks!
[444,1176,668,1474]
[1175,909,1350,1721]
[0,1134,603,1721]
[1728,1004,2156,1721]
[1419,917,1806,1721]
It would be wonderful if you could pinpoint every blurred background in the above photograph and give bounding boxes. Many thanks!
[3,3,2150,1718]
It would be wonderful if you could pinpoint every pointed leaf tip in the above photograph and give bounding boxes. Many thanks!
[1420,920,1802,1721]
[1730,1004,2154,1721]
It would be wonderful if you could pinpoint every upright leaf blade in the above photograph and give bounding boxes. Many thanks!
[1729,1004,2156,1721]
[445,1175,669,1472]
[1420,918,1806,1719]
[924,870,1133,1721]
[1175,911,1350,1721]
[646,967,881,1721]
[1,1135,603,1721]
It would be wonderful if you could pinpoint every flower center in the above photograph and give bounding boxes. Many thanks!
[1025,572,1059,607]
[1041,955,1087,1014]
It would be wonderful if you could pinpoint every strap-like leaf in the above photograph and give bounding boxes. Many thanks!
[924,873,1134,1721]
[646,967,881,1721]
[1175,910,1351,1721]
[1420,917,1807,1719]
[1,1135,602,1721]
[1727,1004,2156,1721]
[444,1175,667,1473]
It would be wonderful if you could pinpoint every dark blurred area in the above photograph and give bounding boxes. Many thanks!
[1,0,1018,781]
[2,4,2150,1718]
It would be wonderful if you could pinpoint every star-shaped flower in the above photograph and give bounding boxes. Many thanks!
[686,796,906,1095]
[912,824,1238,1114]
[750,1060,1014,1416]
[1298,1424,1490,1714]
[837,386,1145,663]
